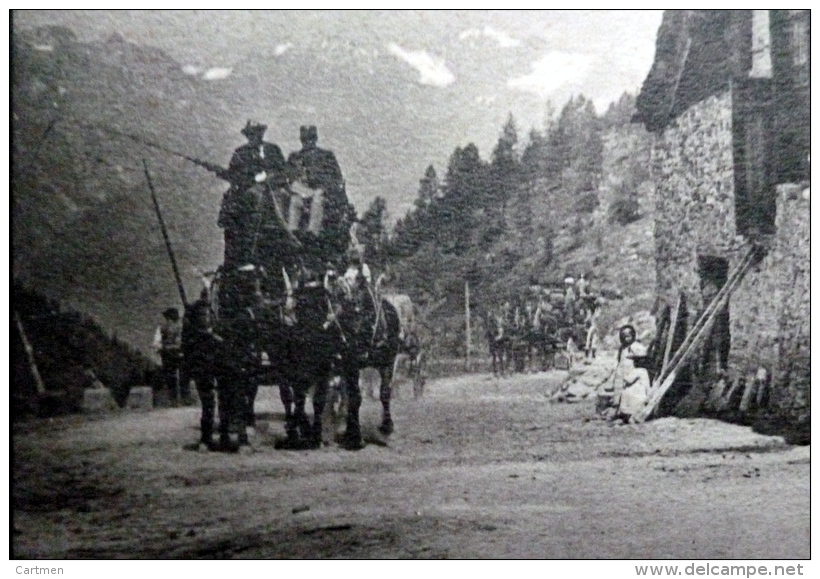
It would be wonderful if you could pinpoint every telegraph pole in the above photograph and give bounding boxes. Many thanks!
[465,281,471,372]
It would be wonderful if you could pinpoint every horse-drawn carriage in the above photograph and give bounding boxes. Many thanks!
[196,178,411,451]
[483,293,594,376]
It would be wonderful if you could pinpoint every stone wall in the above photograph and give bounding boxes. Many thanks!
[769,185,810,420]
[653,90,737,315]
[652,87,810,422]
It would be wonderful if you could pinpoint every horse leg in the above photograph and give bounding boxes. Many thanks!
[503,343,511,376]
[527,339,538,373]
[215,374,239,452]
[245,381,258,428]
[229,371,255,447]
[278,382,299,442]
[293,391,311,441]
[196,374,216,448]
[309,372,328,448]
[279,383,294,421]
[412,353,425,399]
[341,367,363,450]
[237,379,256,446]
[378,365,394,435]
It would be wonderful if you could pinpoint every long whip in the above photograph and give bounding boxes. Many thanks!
[143,159,188,307]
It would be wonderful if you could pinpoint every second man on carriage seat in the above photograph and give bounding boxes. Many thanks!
[287,125,356,274]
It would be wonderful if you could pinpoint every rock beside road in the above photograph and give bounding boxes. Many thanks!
[552,352,616,402]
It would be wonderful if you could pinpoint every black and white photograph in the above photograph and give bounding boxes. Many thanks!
[11,10,810,562]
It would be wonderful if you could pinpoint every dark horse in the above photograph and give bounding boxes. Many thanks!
[330,280,403,448]
[273,278,340,449]
[210,174,344,449]
[206,264,272,448]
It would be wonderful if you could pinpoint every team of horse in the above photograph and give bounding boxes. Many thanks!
[187,173,416,451]
[202,260,410,451]
[483,296,593,377]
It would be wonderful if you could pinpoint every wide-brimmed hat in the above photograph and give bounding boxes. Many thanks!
[242,120,267,137]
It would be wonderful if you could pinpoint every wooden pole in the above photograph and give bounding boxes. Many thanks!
[465,281,471,372]
[14,311,46,395]
[659,293,682,381]
[656,245,758,389]
[635,245,758,422]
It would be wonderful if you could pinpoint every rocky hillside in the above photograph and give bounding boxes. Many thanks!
[386,96,657,357]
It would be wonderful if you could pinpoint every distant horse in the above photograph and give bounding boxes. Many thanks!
[483,311,510,377]
[508,324,530,374]
[526,310,559,372]
[393,329,426,399]
[554,323,587,370]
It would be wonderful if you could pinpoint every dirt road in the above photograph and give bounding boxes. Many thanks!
[12,370,810,559]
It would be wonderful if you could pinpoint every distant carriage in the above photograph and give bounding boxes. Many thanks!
[482,291,596,375]
[385,294,426,399]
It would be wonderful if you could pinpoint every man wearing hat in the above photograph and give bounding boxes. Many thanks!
[153,307,190,406]
[563,275,577,322]
[226,120,289,191]
[218,121,291,268]
[287,125,355,271]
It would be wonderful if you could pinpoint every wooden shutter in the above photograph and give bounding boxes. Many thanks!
[732,77,776,236]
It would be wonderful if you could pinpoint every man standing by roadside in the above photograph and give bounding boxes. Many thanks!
[153,307,190,406]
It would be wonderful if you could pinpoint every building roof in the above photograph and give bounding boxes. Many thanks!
[634,10,753,132]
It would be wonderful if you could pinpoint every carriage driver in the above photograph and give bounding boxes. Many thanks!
[217,121,292,269]
[226,120,289,191]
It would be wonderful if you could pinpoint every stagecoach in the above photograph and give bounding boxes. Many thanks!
[196,178,415,450]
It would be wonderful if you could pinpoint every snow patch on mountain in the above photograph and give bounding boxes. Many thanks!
[387,43,455,87]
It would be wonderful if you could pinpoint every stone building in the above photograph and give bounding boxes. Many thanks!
[633,11,809,431]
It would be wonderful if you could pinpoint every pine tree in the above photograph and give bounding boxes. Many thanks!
[441,143,487,255]
[488,114,520,226]
[357,196,389,270]
[416,165,439,209]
